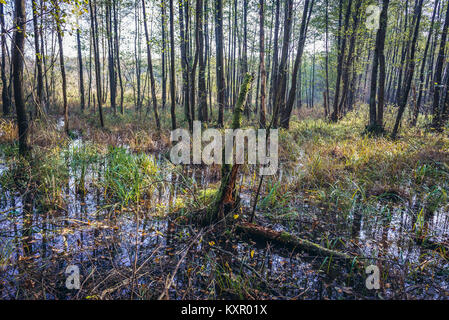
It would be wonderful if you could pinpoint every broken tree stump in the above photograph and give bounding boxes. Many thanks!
[199,73,254,225]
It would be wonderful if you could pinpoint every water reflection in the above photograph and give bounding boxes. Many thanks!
[0,132,448,299]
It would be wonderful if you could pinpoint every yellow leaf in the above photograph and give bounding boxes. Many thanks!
[250,250,255,258]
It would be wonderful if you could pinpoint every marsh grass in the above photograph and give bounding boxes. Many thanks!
[0,119,17,144]
[1,103,448,299]
[272,108,449,218]
[103,146,160,206]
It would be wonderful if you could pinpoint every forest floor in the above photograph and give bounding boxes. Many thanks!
[0,106,448,300]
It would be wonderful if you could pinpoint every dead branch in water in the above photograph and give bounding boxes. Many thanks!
[236,222,355,262]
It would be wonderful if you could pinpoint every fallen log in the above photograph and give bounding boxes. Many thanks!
[236,222,355,261]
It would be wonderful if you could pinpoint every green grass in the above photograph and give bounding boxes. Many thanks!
[103,146,160,206]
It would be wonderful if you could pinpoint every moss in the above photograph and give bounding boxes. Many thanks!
[279,231,294,243]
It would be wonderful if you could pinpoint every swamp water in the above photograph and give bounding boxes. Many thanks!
[0,125,448,299]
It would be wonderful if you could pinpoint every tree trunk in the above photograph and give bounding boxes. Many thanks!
[392,0,424,139]
[431,0,449,131]
[412,0,438,126]
[90,0,104,127]
[280,0,314,129]
[269,0,280,114]
[337,0,362,116]
[324,0,329,118]
[106,3,117,114]
[215,0,225,127]
[272,0,293,128]
[113,0,124,114]
[54,1,69,134]
[0,2,10,116]
[368,0,390,133]
[201,73,253,225]
[77,28,85,112]
[142,0,161,130]
[169,0,177,129]
[161,0,167,111]
[197,0,207,122]
[258,0,267,128]
[179,0,191,130]
[331,0,353,121]
[236,222,354,261]
[12,0,29,156]
[32,0,44,117]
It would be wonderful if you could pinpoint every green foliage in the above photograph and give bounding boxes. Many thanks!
[103,146,159,206]
[259,181,292,210]
[35,146,69,210]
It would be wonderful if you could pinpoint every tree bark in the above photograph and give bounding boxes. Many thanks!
[32,0,44,117]
[280,0,314,129]
[113,0,124,114]
[77,28,85,112]
[272,0,293,128]
[89,0,104,127]
[142,0,161,130]
[392,0,424,138]
[236,222,354,261]
[201,73,253,225]
[368,0,390,132]
[54,1,69,134]
[12,0,29,156]
[331,0,353,121]
[431,0,449,130]
[169,0,177,129]
[258,0,267,128]
[179,0,191,130]
[412,0,438,126]
[106,3,117,114]
[269,0,280,114]
[215,0,225,127]
[0,2,10,116]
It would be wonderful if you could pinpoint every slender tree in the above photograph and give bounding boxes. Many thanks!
[368,0,390,132]
[431,0,449,130]
[106,2,117,114]
[331,0,353,121]
[272,0,293,128]
[258,0,266,128]
[169,0,177,129]
[76,28,85,112]
[412,0,439,126]
[198,0,208,122]
[161,0,167,110]
[392,0,424,138]
[32,0,44,117]
[53,0,69,134]
[280,0,314,129]
[12,0,29,155]
[89,0,105,127]
[215,0,225,127]
[142,0,161,130]
[0,2,10,116]
[113,0,124,114]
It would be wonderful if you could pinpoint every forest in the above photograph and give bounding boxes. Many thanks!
[0,0,448,300]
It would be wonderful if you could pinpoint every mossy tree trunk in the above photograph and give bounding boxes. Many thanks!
[201,73,253,225]
[236,222,355,262]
